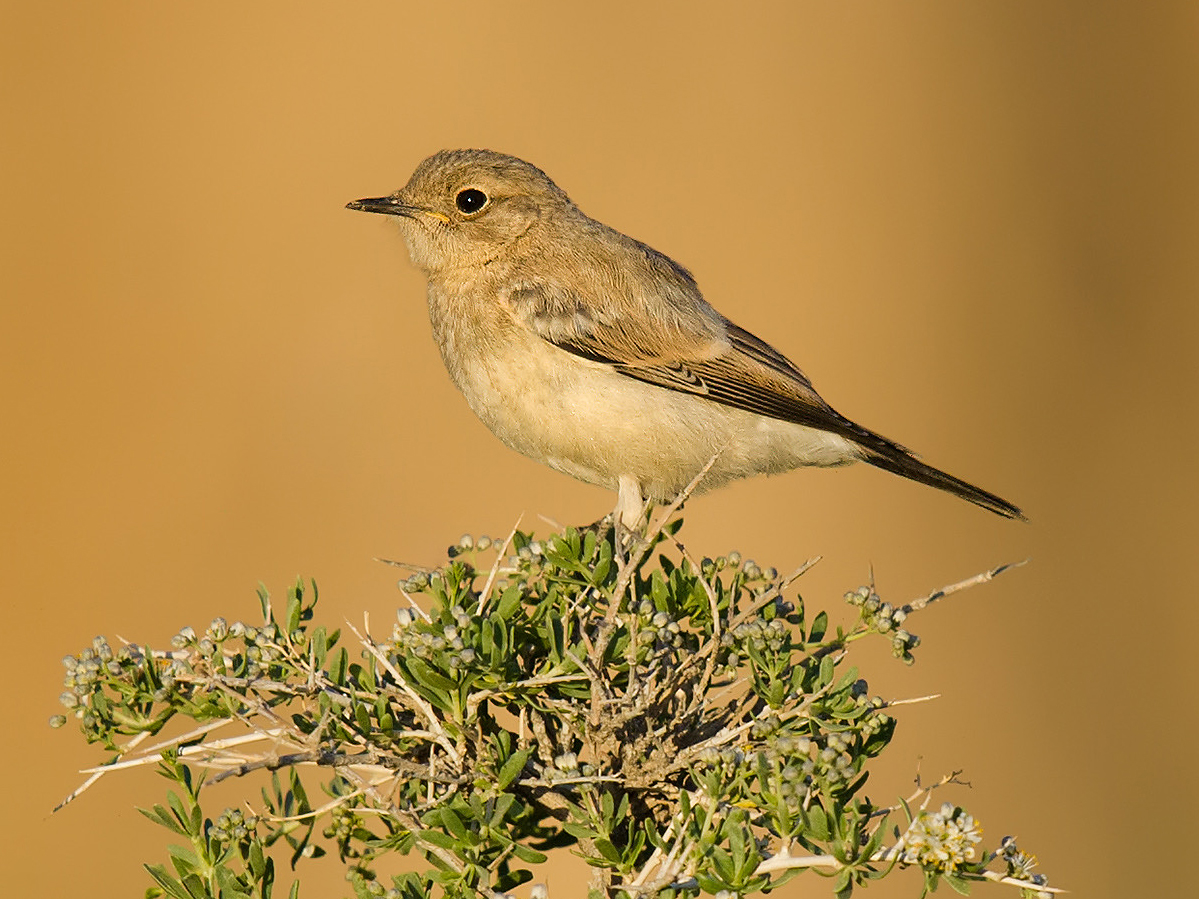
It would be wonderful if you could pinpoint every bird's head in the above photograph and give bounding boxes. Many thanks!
[347,149,573,275]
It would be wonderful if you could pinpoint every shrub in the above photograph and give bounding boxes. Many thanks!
[52,513,1053,899]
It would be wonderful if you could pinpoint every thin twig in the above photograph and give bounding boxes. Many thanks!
[476,515,523,616]
[208,747,471,786]
[750,847,1063,893]
[77,728,288,774]
[905,559,1029,612]
[374,557,436,574]
[884,693,942,708]
[261,788,368,823]
[868,769,969,821]
[55,732,150,810]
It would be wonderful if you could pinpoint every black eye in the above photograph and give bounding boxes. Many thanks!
[455,188,488,214]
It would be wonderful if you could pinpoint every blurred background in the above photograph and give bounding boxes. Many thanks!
[3,3,1196,896]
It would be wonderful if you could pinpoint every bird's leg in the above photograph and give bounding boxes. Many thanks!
[614,475,647,532]
[611,475,650,562]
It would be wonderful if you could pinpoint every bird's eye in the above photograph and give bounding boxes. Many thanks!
[455,188,488,214]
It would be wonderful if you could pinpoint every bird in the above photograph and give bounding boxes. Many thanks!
[347,149,1023,526]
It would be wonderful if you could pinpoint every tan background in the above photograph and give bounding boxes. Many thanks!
[3,3,1196,897]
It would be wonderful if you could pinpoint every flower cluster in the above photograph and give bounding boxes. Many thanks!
[171,617,286,677]
[388,602,477,670]
[844,585,921,662]
[700,551,776,582]
[210,807,259,845]
[542,750,599,782]
[224,620,282,677]
[899,802,983,872]
[58,636,117,710]
[729,617,790,656]
[632,599,688,653]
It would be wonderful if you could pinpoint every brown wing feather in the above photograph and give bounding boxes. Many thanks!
[509,276,878,442]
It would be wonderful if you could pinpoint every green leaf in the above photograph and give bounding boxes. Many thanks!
[511,843,547,864]
[833,866,854,898]
[710,846,735,883]
[863,815,889,857]
[694,875,728,894]
[249,840,267,879]
[593,839,622,864]
[600,791,613,823]
[924,868,941,894]
[943,873,972,895]
[497,584,522,619]
[407,658,458,693]
[810,610,829,642]
[419,829,457,850]
[311,627,328,667]
[562,822,602,840]
[592,546,612,585]
[766,677,785,708]
[329,647,348,685]
[179,872,209,899]
[497,748,530,790]
[140,804,187,836]
[489,793,516,825]
[216,866,250,899]
[807,805,830,841]
[354,702,371,734]
[144,865,190,899]
[729,823,746,875]
[166,791,190,832]
[819,654,835,686]
[767,866,804,891]
[286,589,302,635]
[439,807,468,841]
[352,660,377,691]
[166,843,203,877]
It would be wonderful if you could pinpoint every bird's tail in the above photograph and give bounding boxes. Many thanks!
[849,427,1025,520]
[863,447,1025,520]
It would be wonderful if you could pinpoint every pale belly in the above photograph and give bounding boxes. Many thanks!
[442,328,860,502]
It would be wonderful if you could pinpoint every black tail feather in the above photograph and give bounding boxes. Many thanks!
[860,441,1025,520]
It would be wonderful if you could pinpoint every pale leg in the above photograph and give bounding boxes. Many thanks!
[614,475,646,530]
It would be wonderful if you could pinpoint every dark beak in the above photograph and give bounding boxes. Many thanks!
[346,196,418,217]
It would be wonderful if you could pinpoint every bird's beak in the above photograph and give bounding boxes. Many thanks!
[346,196,419,217]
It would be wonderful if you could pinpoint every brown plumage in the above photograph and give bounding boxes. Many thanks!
[348,149,1023,524]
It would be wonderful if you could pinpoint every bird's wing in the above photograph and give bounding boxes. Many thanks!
[503,265,1024,520]
[503,270,871,442]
